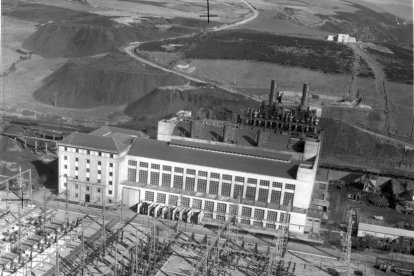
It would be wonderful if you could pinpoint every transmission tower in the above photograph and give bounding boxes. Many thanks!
[341,208,354,276]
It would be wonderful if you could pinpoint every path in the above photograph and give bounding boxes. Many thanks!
[123,0,259,99]
[349,44,391,135]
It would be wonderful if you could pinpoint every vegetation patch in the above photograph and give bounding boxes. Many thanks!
[367,44,413,84]
[139,30,354,74]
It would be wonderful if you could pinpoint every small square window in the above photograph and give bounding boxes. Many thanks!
[87,150,90,154]
[76,149,79,153]
[97,179,101,184]
[64,156,68,160]
[75,167,79,171]
[86,168,90,172]
[87,159,90,164]
[63,183,67,187]
[109,163,113,168]
[108,199,112,203]
[86,186,90,191]
[110,154,113,158]
[75,184,79,189]
[97,188,101,193]
[75,193,78,198]
[64,165,67,169]
[98,170,101,174]
[98,161,101,165]
[64,147,68,151]
[109,172,113,176]
[75,176,78,180]
[108,190,113,195]
[99,152,102,157]
[86,177,90,182]
[75,157,79,162]
[109,181,113,185]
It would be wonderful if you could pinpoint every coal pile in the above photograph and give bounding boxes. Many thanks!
[33,53,186,108]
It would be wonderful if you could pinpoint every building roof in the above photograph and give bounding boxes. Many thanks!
[358,222,414,238]
[90,126,147,138]
[128,138,301,179]
[59,132,129,153]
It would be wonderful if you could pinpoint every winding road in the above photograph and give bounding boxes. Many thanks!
[123,0,259,98]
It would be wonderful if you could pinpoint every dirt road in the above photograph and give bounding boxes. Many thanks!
[349,44,391,134]
[123,0,259,100]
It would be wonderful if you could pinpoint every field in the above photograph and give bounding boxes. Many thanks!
[139,30,355,74]
[366,44,413,84]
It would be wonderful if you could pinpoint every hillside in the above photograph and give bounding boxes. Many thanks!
[33,53,186,108]
[124,85,257,124]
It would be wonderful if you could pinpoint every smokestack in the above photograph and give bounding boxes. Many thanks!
[301,83,309,110]
[223,124,228,143]
[256,128,263,147]
[190,121,196,138]
[269,80,278,106]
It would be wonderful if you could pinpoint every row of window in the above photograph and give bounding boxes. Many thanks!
[127,160,295,190]
[62,147,115,158]
[143,191,290,222]
[64,156,114,168]
[128,169,294,205]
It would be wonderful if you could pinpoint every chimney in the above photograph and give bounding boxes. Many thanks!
[256,128,263,147]
[269,80,278,106]
[190,121,196,138]
[301,83,309,110]
[223,124,229,143]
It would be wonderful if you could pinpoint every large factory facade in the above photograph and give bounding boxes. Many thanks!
[58,81,322,234]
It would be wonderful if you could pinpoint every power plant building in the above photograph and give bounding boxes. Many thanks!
[58,81,323,235]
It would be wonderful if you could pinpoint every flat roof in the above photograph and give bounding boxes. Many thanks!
[169,139,292,161]
[358,222,414,238]
[128,138,300,179]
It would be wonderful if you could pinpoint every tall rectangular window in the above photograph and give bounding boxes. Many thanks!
[156,193,166,204]
[233,184,243,199]
[169,195,178,206]
[209,181,219,195]
[150,172,159,186]
[270,190,282,204]
[197,179,207,193]
[217,203,227,214]
[230,204,238,216]
[245,186,256,200]
[145,191,154,201]
[161,174,171,187]
[128,168,137,182]
[139,170,148,184]
[173,175,183,190]
[192,199,202,209]
[254,209,265,220]
[221,183,231,197]
[182,197,190,207]
[283,192,294,206]
[204,201,214,212]
[185,177,195,191]
[267,211,278,221]
[241,207,252,218]
[258,188,269,202]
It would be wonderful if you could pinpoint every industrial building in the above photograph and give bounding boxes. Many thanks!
[58,81,323,235]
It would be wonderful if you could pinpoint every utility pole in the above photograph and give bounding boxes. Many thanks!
[102,188,106,256]
[342,208,354,276]
[81,218,85,275]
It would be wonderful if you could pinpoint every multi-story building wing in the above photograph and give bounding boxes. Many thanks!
[58,127,147,204]
[119,136,320,234]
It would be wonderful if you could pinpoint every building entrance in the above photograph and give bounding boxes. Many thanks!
[85,194,90,202]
